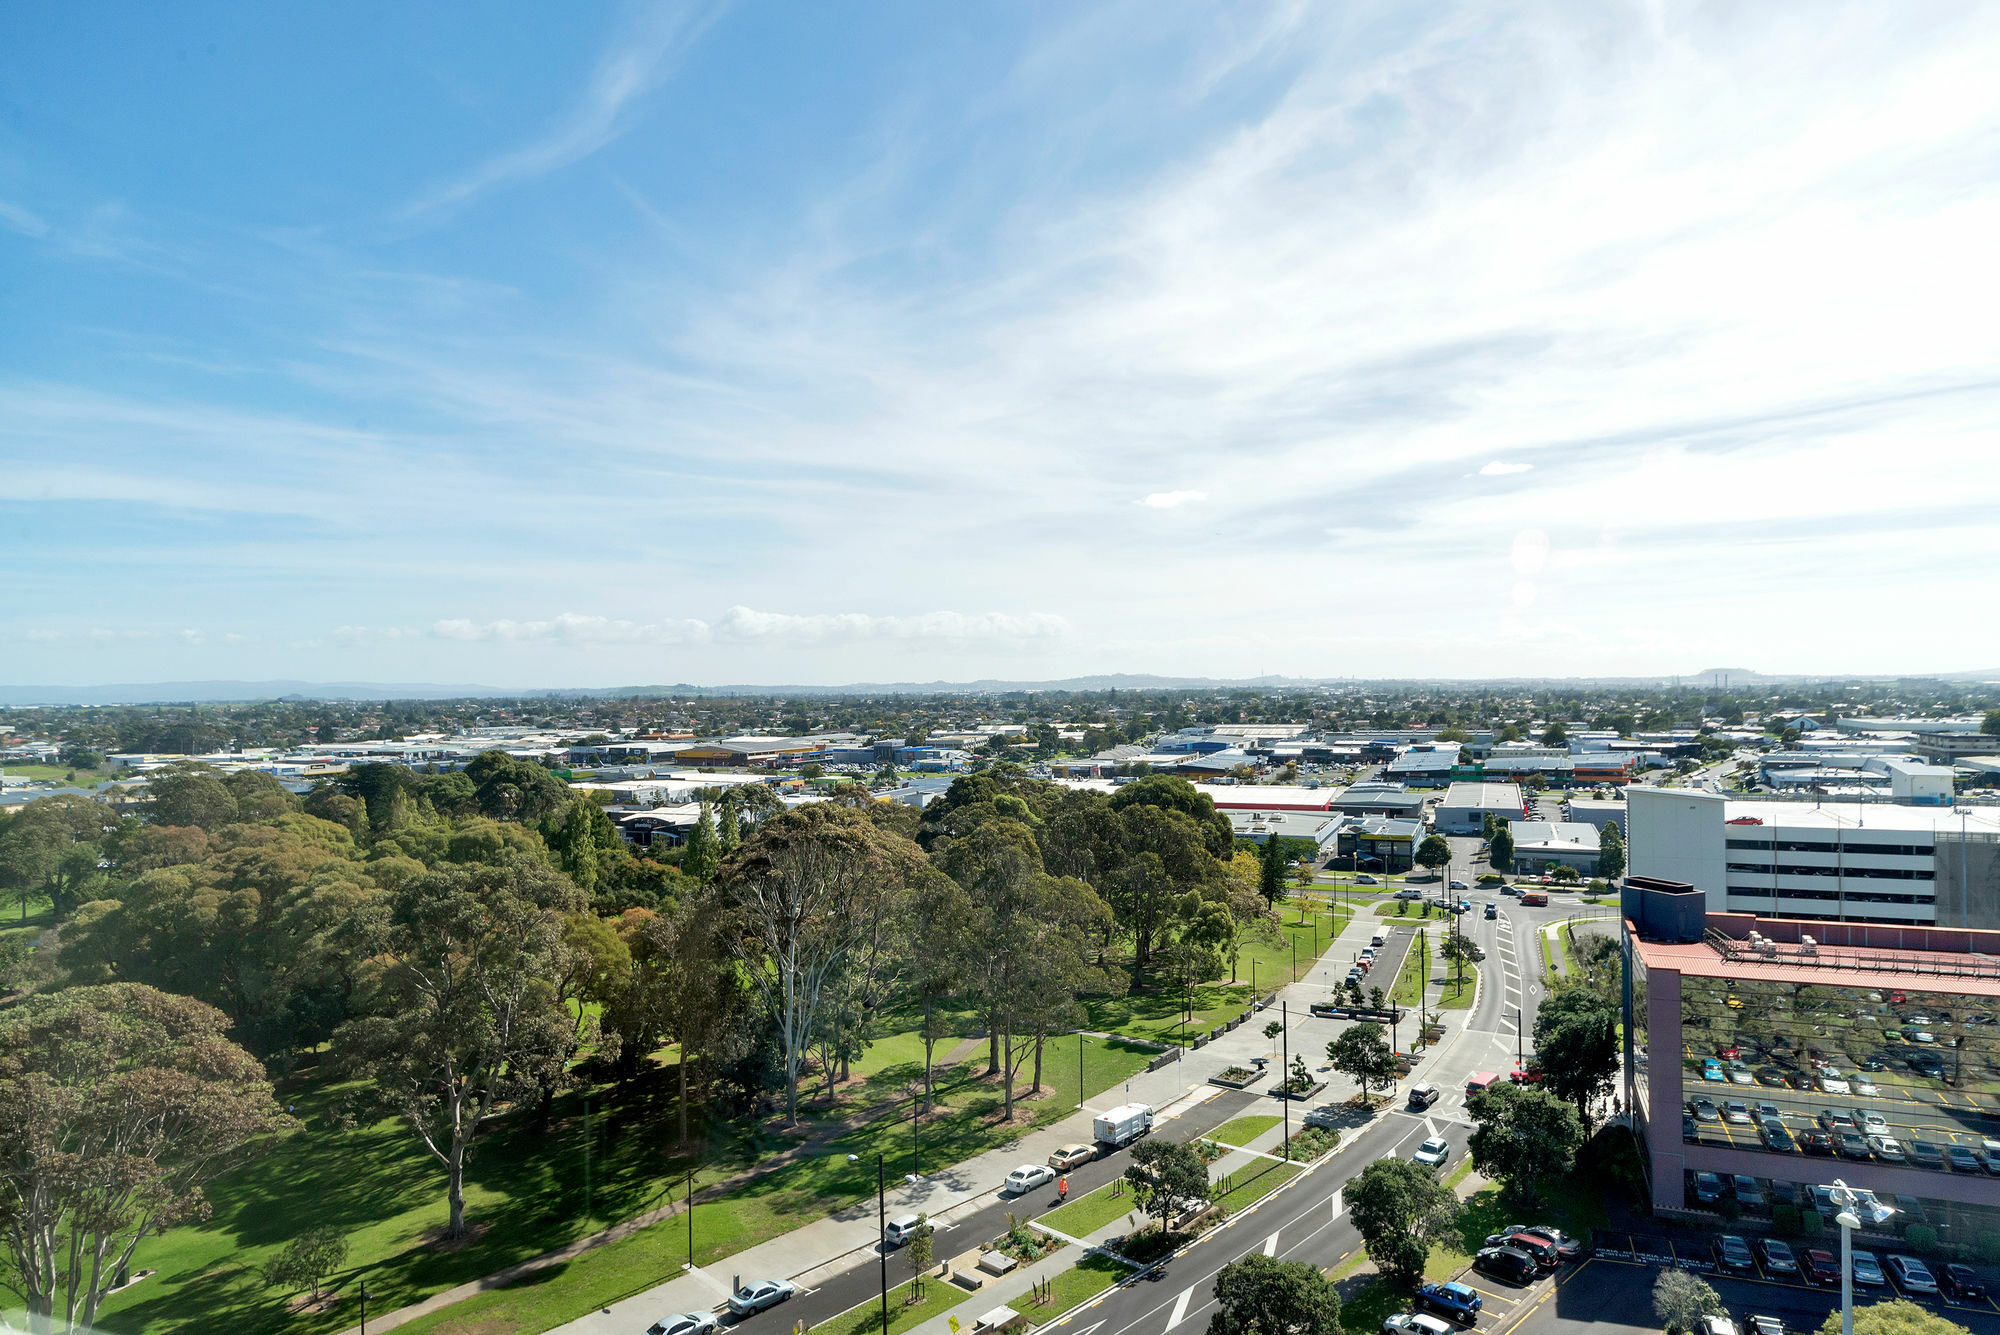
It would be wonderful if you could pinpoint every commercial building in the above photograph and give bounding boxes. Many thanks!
[1328,782,1427,820]
[1562,796,1627,834]
[1226,810,1341,852]
[1384,743,1462,786]
[1336,816,1423,871]
[1434,781,1526,836]
[1622,888,2000,1242]
[1627,786,2000,928]
[1201,784,1338,814]
[1507,820,1603,876]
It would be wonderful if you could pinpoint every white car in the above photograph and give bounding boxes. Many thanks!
[648,1315,718,1335]
[1004,1163,1056,1194]
[1413,1137,1451,1168]
[727,1280,796,1316]
[1851,1077,1879,1097]
[1867,1134,1906,1163]
[1818,1076,1851,1095]
[1381,1315,1452,1335]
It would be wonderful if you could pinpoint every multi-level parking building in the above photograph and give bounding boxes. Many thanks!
[1623,878,2000,1249]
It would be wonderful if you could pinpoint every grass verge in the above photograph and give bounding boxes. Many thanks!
[1040,1183,1141,1240]
[1212,1161,1303,1216]
[1205,1115,1281,1147]
[1024,1253,1129,1322]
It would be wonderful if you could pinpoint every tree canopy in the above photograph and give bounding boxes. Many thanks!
[1208,1254,1342,1335]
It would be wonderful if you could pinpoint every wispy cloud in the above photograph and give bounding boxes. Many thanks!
[400,4,725,219]
[0,199,49,239]
[1139,490,1208,509]
[1478,461,1533,477]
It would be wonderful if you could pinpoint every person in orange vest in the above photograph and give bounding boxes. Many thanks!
[1058,1175,1069,1203]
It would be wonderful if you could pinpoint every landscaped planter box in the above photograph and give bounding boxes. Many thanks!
[1209,1066,1267,1090]
[1270,1080,1328,1102]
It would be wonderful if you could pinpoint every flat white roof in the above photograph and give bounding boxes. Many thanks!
[1440,781,1523,808]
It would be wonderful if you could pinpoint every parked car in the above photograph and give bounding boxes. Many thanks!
[1755,1239,1799,1276]
[1886,1255,1939,1296]
[728,1280,797,1316]
[883,1213,925,1247]
[1802,1249,1840,1287]
[1852,1077,1880,1097]
[1747,1318,1784,1335]
[1867,1134,1906,1163]
[648,1314,719,1335]
[1513,1225,1585,1260]
[1939,1263,1987,1301]
[1474,1247,1538,1284]
[1800,1130,1835,1156]
[1850,1252,1888,1289]
[1908,1140,1945,1170]
[1819,1074,1851,1095]
[1946,1145,1984,1172]
[1731,1175,1765,1206]
[1817,1109,1857,1131]
[1714,1235,1757,1275]
[1048,1144,1095,1172]
[1853,1108,1887,1131]
[1693,1098,1721,1122]
[1304,1104,1345,1129]
[1415,1282,1482,1323]
[1413,1137,1451,1168]
[1692,1171,1725,1204]
[1760,1120,1795,1151]
[1381,1316,1452,1335]
[1755,1101,1782,1122]
[1724,1101,1752,1126]
[1837,1130,1873,1159]
[1004,1163,1056,1194]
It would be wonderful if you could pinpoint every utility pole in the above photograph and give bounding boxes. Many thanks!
[1281,1001,1291,1162]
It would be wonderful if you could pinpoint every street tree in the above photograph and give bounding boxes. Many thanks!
[1440,931,1479,990]
[0,984,291,1334]
[720,803,928,1125]
[263,1226,350,1302]
[1208,1253,1343,1335]
[1541,723,1568,746]
[1347,1158,1460,1283]
[1257,836,1286,905]
[1814,1300,1973,1335]
[1533,988,1621,1133]
[897,866,977,1113]
[1466,1082,1583,1204]
[681,802,720,884]
[332,861,580,1238]
[906,1218,935,1298]
[1489,824,1516,872]
[1414,835,1453,883]
[1596,821,1626,880]
[1326,1023,1399,1102]
[1653,1269,1724,1335]
[1125,1139,1212,1232]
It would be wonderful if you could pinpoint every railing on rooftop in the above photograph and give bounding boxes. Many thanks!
[1703,926,2000,981]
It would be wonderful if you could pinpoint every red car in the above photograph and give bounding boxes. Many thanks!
[1803,1249,1840,1287]
[1718,1046,1742,1060]
[1889,992,1907,1005]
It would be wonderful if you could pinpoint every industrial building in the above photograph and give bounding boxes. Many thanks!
[1434,781,1526,836]
[1506,820,1603,875]
[1627,786,2000,928]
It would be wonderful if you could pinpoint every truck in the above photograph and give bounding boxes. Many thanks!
[1465,1072,1500,1098]
[1092,1103,1154,1149]
[1519,889,1549,906]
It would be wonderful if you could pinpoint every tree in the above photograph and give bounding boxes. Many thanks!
[1440,931,1478,990]
[0,984,291,1334]
[1125,1139,1211,1231]
[1257,836,1286,905]
[1347,1158,1459,1283]
[1814,1300,1973,1335]
[263,1226,350,1302]
[1653,1269,1724,1335]
[145,762,240,832]
[1541,723,1568,747]
[1326,1023,1399,1102]
[1489,824,1516,873]
[1466,1082,1583,1204]
[682,802,720,884]
[1596,821,1626,880]
[718,795,742,852]
[906,1218,935,1298]
[1414,834,1452,881]
[720,804,927,1125]
[1984,710,2000,738]
[1534,988,1620,1132]
[897,868,976,1113]
[1208,1253,1342,1335]
[332,861,581,1238]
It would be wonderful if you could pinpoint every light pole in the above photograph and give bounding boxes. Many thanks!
[851,1153,890,1333]
[359,1274,372,1335]
[1835,1187,1861,1335]
[685,1167,697,1267]
[1280,1001,1290,1162]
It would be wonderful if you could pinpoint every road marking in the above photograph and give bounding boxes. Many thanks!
[1425,1116,1440,1137]
[1167,1287,1194,1331]
[1331,1188,1343,1219]
[1263,1231,1280,1257]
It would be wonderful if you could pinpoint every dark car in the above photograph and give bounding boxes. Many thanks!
[1786,1070,1816,1090]
[1837,1130,1873,1159]
[1947,1145,1983,1172]
[1755,1238,1799,1276]
[1761,1119,1795,1151]
[1756,1067,1788,1087]
[1803,1249,1840,1287]
[1684,1115,1700,1143]
[1416,1282,1482,1324]
[1801,1130,1836,1156]
[1474,1247,1538,1284]
[1692,1171,1725,1204]
[1939,1263,1987,1302]
[1515,1225,1586,1260]
[1715,1235,1758,1275]
[1908,1141,1945,1170]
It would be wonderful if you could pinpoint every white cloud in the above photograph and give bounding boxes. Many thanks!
[24,629,61,642]
[430,614,709,646]
[1139,490,1208,509]
[714,606,1069,645]
[401,5,723,218]
[0,199,49,239]
[1478,461,1532,476]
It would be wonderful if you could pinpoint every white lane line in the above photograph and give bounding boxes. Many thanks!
[1425,1116,1440,1137]
[1331,1187,1344,1218]
[1263,1231,1280,1257]
[1168,1287,1194,1331]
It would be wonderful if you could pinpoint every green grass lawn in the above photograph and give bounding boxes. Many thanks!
[1085,906,1346,1045]
[99,1030,1154,1335]
[0,762,111,784]
[1434,961,1477,1010]
[1389,934,1430,1009]
[822,1271,970,1335]
[1040,1182,1143,1240]
[1025,1254,1130,1322]
[1205,1115,1281,1147]
[1213,1161,1302,1215]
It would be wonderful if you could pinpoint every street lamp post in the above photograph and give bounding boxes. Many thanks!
[852,1153,890,1334]
[685,1167,697,1267]
[1836,1193,1861,1335]
[359,1275,372,1335]
[1280,1001,1290,1162]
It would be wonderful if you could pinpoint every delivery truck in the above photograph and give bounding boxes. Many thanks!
[1092,1103,1155,1149]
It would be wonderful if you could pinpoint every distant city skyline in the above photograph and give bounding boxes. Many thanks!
[6,2,1999,685]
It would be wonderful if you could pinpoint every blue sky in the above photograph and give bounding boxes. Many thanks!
[6,2,2000,687]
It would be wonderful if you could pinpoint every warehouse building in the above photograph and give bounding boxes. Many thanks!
[1434,781,1526,836]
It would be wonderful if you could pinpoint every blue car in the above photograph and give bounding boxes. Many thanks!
[1417,1282,1482,1324]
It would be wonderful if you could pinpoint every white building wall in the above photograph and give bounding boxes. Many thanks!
[1627,787,1729,910]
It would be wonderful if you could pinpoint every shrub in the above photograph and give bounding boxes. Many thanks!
[1773,1205,1801,1235]
[1799,1210,1823,1238]
[1904,1223,1938,1253]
